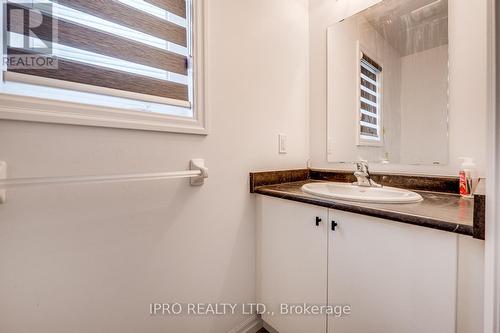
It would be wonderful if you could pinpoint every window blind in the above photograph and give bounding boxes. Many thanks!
[4,0,190,105]
[359,52,382,141]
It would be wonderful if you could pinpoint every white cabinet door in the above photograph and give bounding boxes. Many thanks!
[257,196,328,333]
[328,209,458,333]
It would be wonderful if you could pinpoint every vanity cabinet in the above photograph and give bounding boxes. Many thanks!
[257,196,328,332]
[328,209,457,333]
[257,196,459,333]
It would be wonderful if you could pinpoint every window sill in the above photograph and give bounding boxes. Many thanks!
[0,93,208,134]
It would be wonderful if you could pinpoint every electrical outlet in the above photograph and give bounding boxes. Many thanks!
[279,134,287,154]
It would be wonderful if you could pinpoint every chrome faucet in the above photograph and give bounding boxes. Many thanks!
[353,160,381,187]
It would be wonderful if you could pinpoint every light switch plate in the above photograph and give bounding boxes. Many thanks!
[0,161,6,204]
[279,134,287,154]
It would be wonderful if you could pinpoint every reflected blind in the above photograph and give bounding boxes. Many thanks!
[359,52,382,141]
[4,0,190,105]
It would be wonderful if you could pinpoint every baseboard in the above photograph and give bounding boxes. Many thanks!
[227,315,263,333]
[262,321,279,333]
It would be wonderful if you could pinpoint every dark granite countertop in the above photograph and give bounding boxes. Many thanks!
[254,179,474,237]
[473,179,486,239]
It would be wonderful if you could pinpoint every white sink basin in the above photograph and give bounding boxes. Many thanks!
[302,182,423,204]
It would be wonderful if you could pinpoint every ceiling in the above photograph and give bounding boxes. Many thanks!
[361,0,448,56]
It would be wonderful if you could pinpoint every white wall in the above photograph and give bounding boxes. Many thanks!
[400,45,449,165]
[310,0,488,176]
[0,1,310,332]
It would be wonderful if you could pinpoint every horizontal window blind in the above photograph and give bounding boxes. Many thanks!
[4,0,191,106]
[359,52,382,141]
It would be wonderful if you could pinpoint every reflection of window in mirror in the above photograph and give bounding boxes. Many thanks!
[327,0,450,165]
[358,47,383,147]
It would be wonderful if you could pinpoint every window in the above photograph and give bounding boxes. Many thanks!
[0,0,206,134]
[358,50,382,145]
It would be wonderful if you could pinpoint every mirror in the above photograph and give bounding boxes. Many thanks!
[327,0,449,165]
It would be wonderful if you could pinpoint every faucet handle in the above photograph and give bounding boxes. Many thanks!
[354,160,369,173]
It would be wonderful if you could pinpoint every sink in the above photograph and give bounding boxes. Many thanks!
[302,182,423,204]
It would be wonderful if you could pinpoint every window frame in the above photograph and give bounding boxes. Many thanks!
[0,0,207,135]
[356,42,383,147]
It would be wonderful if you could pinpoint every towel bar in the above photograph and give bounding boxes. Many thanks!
[0,159,208,204]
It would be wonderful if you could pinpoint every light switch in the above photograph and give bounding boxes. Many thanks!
[279,134,287,154]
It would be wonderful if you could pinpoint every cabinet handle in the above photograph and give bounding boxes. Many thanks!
[315,217,322,226]
[331,220,338,231]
